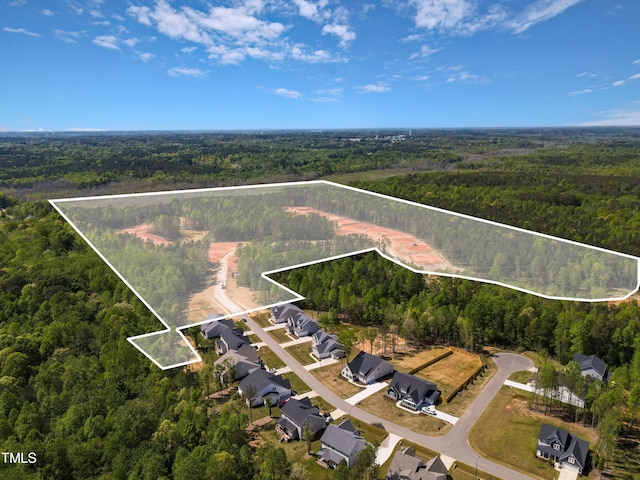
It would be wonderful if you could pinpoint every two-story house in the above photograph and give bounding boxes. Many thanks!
[536,424,589,474]
[386,372,440,411]
[317,419,367,468]
[341,351,394,384]
[275,397,327,442]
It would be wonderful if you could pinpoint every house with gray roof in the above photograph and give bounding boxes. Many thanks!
[573,353,608,382]
[536,424,589,474]
[200,318,235,339]
[286,312,319,338]
[275,397,327,442]
[317,419,367,468]
[238,369,293,407]
[341,351,394,384]
[214,343,262,383]
[312,330,345,360]
[387,372,440,411]
[386,447,448,480]
[215,328,250,354]
[270,303,304,324]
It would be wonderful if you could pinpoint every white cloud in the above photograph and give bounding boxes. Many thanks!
[54,29,82,43]
[167,66,205,77]
[410,0,473,30]
[581,109,640,126]
[92,20,110,26]
[123,37,140,47]
[445,70,488,84]
[401,34,422,42]
[508,0,583,34]
[272,87,303,99]
[290,44,341,63]
[8,0,27,6]
[3,27,41,37]
[577,71,597,78]
[357,83,391,93]
[321,23,355,47]
[182,46,197,53]
[310,87,342,102]
[630,73,640,81]
[207,44,246,65]
[612,80,625,87]
[41,9,55,16]
[569,88,593,95]
[412,75,430,81]
[293,0,329,21]
[634,59,640,66]
[410,45,440,60]
[93,35,119,49]
[139,52,155,62]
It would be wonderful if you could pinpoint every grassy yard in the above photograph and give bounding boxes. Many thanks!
[469,386,597,480]
[257,346,286,370]
[269,328,293,344]
[509,370,534,384]
[251,312,272,328]
[282,372,311,395]
[415,349,482,401]
[390,347,451,373]
[310,362,363,399]
[234,320,250,331]
[285,344,316,365]
[308,396,335,416]
[257,430,329,480]
[523,351,564,371]
[247,334,262,344]
[438,357,496,417]
[357,391,451,436]
[342,415,388,446]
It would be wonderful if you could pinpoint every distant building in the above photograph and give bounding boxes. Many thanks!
[536,424,589,474]
[386,446,448,480]
[387,372,440,411]
[573,353,608,382]
[341,351,394,384]
[199,313,230,339]
[317,419,367,468]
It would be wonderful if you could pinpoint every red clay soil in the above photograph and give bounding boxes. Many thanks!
[286,206,456,272]
[116,224,173,246]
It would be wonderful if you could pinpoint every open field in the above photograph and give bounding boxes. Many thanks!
[285,344,316,366]
[268,328,293,344]
[357,391,451,436]
[391,347,451,373]
[310,362,363,399]
[469,386,598,480]
[415,349,482,401]
[438,357,496,417]
[256,346,286,370]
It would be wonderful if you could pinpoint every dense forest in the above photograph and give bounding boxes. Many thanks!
[1,129,640,478]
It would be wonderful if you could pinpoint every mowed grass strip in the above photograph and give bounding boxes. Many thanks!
[282,372,311,395]
[285,344,316,365]
[257,346,286,370]
[391,347,451,373]
[310,362,363,399]
[251,313,272,328]
[269,328,293,344]
[357,391,451,436]
[508,370,534,384]
[469,386,570,480]
[343,415,388,445]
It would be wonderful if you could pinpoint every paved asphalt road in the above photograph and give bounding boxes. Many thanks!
[241,313,535,479]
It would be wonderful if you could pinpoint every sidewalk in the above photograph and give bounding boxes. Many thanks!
[345,382,389,405]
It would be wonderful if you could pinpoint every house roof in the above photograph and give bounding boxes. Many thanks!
[389,372,438,404]
[313,330,334,345]
[573,353,607,378]
[214,343,260,367]
[271,303,303,321]
[348,351,392,378]
[320,420,366,458]
[281,398,326,434]
[316,338,345,355]
[538,424,589,469]
[238,369,292,394]
[218,329,249,350]
[200,318,235,338]
[386,447,447,480]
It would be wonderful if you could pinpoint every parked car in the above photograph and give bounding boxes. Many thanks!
[421,406,437,416]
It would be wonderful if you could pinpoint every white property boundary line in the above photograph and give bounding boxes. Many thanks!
[50,180,640,370]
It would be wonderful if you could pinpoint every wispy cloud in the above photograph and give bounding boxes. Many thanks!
[357,82,391,93]
[310,87,342,102]
[410,45,440,60]
[272,87,303,99]
[3,27,41,37]
[445,70,489,84]
[569,88,592,95]
[401,34,422,42]
[321,23,355,47]
[577,71,597,78]
[182,46,197,53]
[138,52,155,62]
[507,0,583,34]
[167,66,205,77]
[581,109,640,126]
[123,37,140,47]
[54,29,83,43]
[93,35,119,49]
[634,59,640,66]
[41,9,55,16]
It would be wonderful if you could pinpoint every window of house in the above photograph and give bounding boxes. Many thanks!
[553,444,560,450]
[568,457,575,464]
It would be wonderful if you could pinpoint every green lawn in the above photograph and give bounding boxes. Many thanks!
[469,386,576,480]
[285,344,316,365]
[257,346,286,370]
[247,334,262,344]
[343,415,388,446]
[282,372,311,395]
[234,320,250,331]
[269,328,293,344]
[509,370,534,384]
[308,396,335,416]
[252,313,272,328]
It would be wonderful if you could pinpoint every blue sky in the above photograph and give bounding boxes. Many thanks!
[1,0,639,131]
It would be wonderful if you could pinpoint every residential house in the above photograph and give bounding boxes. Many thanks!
[341,351,394,384]
[215,328,250,354]
[386,447,448,480]
[275,397,327,442]
[238,369,293,407]
[387,372,440,411]
[214,343,262,383]
[317,419,367,468]
[536,424,589,474]
[286,312,319,338]
[573,353,608,382]
[270,303,304,324]
[311,330,345,360]
[200,318,235,339]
